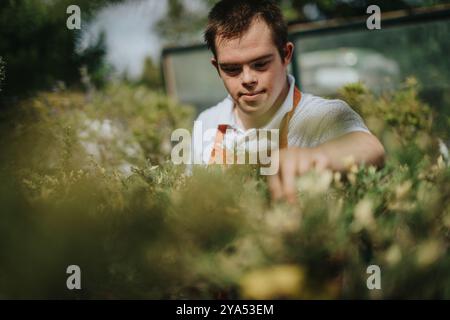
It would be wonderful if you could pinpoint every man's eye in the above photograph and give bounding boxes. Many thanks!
[253,61,269,70]
[222,67,241,76]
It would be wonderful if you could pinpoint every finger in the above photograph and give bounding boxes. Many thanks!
[297,152,312,176]
[280,150,298,203]
[314,153,330,172]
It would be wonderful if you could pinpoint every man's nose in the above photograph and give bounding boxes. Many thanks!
[241,66,257,88]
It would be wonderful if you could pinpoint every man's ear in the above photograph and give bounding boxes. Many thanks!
[211,57,221,76]
[283,42,295,66]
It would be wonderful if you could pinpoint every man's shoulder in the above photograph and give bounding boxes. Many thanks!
[298,92,352,113]
[289,91,369,144]
[292,92,361,123]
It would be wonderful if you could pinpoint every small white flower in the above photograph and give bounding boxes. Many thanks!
[352,198,375,231]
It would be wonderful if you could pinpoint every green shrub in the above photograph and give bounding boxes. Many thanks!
[0,80,449,299]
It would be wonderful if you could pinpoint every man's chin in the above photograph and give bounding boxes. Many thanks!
[238,97,267,111]
[238,102,266,115]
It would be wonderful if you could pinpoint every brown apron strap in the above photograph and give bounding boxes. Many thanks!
[279,86,301,149]
[209,124,229,165]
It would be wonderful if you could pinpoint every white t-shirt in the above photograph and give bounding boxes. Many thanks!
[190,74,370,165]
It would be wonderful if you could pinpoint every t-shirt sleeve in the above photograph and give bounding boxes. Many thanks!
[315,99,370,145]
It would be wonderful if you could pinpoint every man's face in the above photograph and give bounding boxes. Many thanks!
[212,18,293,118]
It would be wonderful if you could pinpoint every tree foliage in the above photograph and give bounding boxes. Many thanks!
[0,0,123,103]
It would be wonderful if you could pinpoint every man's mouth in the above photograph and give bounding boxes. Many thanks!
[240,90,265,97]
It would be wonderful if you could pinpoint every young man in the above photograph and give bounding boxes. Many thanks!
[192,0,385,203]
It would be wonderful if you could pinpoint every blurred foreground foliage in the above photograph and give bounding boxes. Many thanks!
[0,80,449,299]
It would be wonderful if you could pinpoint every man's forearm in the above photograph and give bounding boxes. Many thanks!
[315,131,385,172]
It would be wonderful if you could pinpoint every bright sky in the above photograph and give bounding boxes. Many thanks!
[78,0,166,79]
[78,0,206,79]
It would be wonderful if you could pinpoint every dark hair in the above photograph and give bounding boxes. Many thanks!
[204,0,288,60]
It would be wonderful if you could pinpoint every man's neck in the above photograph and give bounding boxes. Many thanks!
[234,77,290,130]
